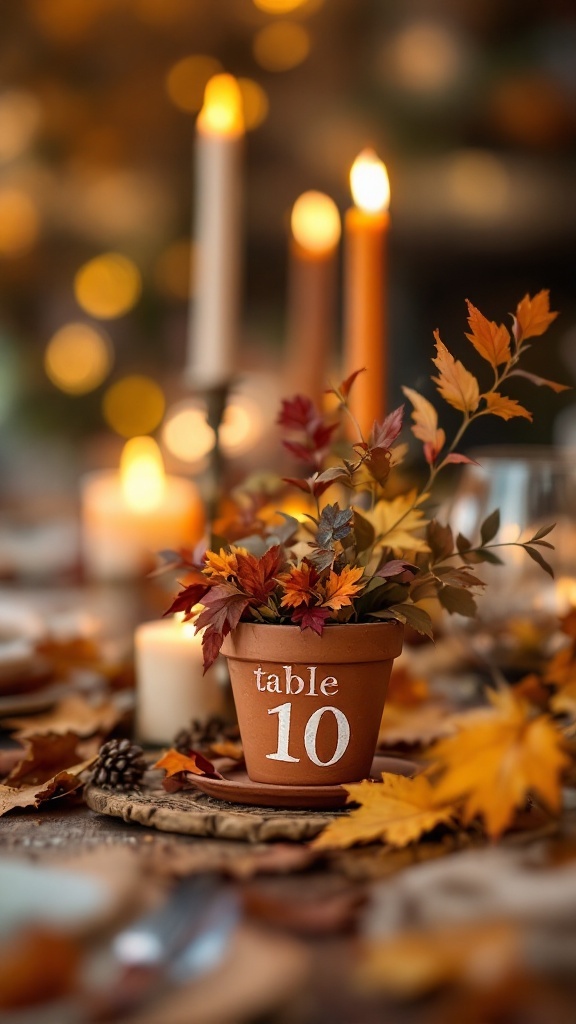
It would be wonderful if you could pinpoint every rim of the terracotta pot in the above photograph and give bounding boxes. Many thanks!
[220,619,404,663]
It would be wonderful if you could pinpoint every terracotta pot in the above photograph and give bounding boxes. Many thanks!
[221,621,404,786]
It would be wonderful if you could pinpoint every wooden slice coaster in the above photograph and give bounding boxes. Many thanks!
[85,754,418,844]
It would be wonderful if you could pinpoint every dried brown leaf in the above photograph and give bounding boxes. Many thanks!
[4,695,122,740]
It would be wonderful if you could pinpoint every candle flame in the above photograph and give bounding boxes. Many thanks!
[120,436,166,512]
[350,149,390,214]
[197,74,244,137]
[290,190,341,254]
[175,609,203,641]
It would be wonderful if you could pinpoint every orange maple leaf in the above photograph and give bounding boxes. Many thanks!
[312,773,457,850]
[279,562,319,608]
[402,386,446,460]
[154,748,219,779]
[484,392,533,421]
[515,290,558,342]
[204,547,245,579]
[432,333,480,414]
[429,687,569,838]
[322,566,365,611]
[465,300,511,367]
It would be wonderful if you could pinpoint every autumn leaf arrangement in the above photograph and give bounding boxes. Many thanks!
[164,291,565,671]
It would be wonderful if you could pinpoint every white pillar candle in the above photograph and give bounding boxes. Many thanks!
[81,437,204,580]
[135,617,223,746]
[186,74,244,389]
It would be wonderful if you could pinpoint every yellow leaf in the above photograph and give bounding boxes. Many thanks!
[379,702,457,748]
[465,300,511,367]
[358,920,520,998]
[429,687,569,838]
[322,566,365,611]
[432,332,480,413]
[312,773,457,850]
[366,491,430,556]
[204,546,247,579]
[515,290,558,341]
[402,386,446,457]
[484,392,533,421]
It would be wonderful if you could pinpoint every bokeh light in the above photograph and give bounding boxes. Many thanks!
[0,189,40,256]
[350,150,390,214]
[154,239,193,300]
[383,20,467,95]
[446,150,510,221]
[44,323,113,395]
[0,91,41,163]
[291,191,341,253]
[103,375,165,438]
[161,399,216,464]
[253,22,311,72]
[165,55,222,114]
[237,78,269,131]
[74,253,142,319]
[120,436,166,512]
[219,396,265,457]
[253,0,313,13]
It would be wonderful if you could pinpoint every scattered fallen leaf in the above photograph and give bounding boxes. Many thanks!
[312,773,457,850]
[209,741,244,761]
[6,732,97,787]
[379,702,456,748]
[154,748,222,791]
[357,920,520,998]
[35,635,100,675]
[0,764,94,817]
[386,666,430,706]
[0,927,81,1010]
[429,688,570,838]
[4,694,123,740]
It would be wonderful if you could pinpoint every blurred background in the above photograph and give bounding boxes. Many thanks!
[0,0,575,544]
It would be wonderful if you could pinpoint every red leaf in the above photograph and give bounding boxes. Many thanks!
[235,546,284,604]
[291,605,330,635]
[443,453,480,466]
[283,476,314,494]
[376,560,417,578]
[164,581,212,619]
[194,585,250,669]
[368,405,404,450]
[311,421,338,450]
[328,368,366,400]
[277,395,318,430]
[283,439,317,465]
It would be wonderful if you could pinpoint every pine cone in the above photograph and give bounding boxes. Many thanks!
[174,716,237,754]
[91,738,147,791]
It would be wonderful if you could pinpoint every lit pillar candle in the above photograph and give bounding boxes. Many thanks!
[186,74,244,389]
[343,148,390,437]
[285,191,341,407]
[81,437,204,580]
[135,617,223,746]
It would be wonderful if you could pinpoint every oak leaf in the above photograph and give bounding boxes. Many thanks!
[312,773,457,850]
[432,333,480,413]
[465,300,511,367]
[429,687,569,837]
[6,732,97,787]
[484,392,532,421]
[4,695,122,740]
[322,566,365,611]
[514,289,558,342]
[367,491,430,555]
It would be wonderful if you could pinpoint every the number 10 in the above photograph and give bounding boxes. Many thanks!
[266,702,350,767]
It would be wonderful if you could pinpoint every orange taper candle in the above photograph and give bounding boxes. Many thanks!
[343,148,390,437]
[285,190,341,407]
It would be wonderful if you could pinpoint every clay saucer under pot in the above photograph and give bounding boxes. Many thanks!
[187,753,419,810]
